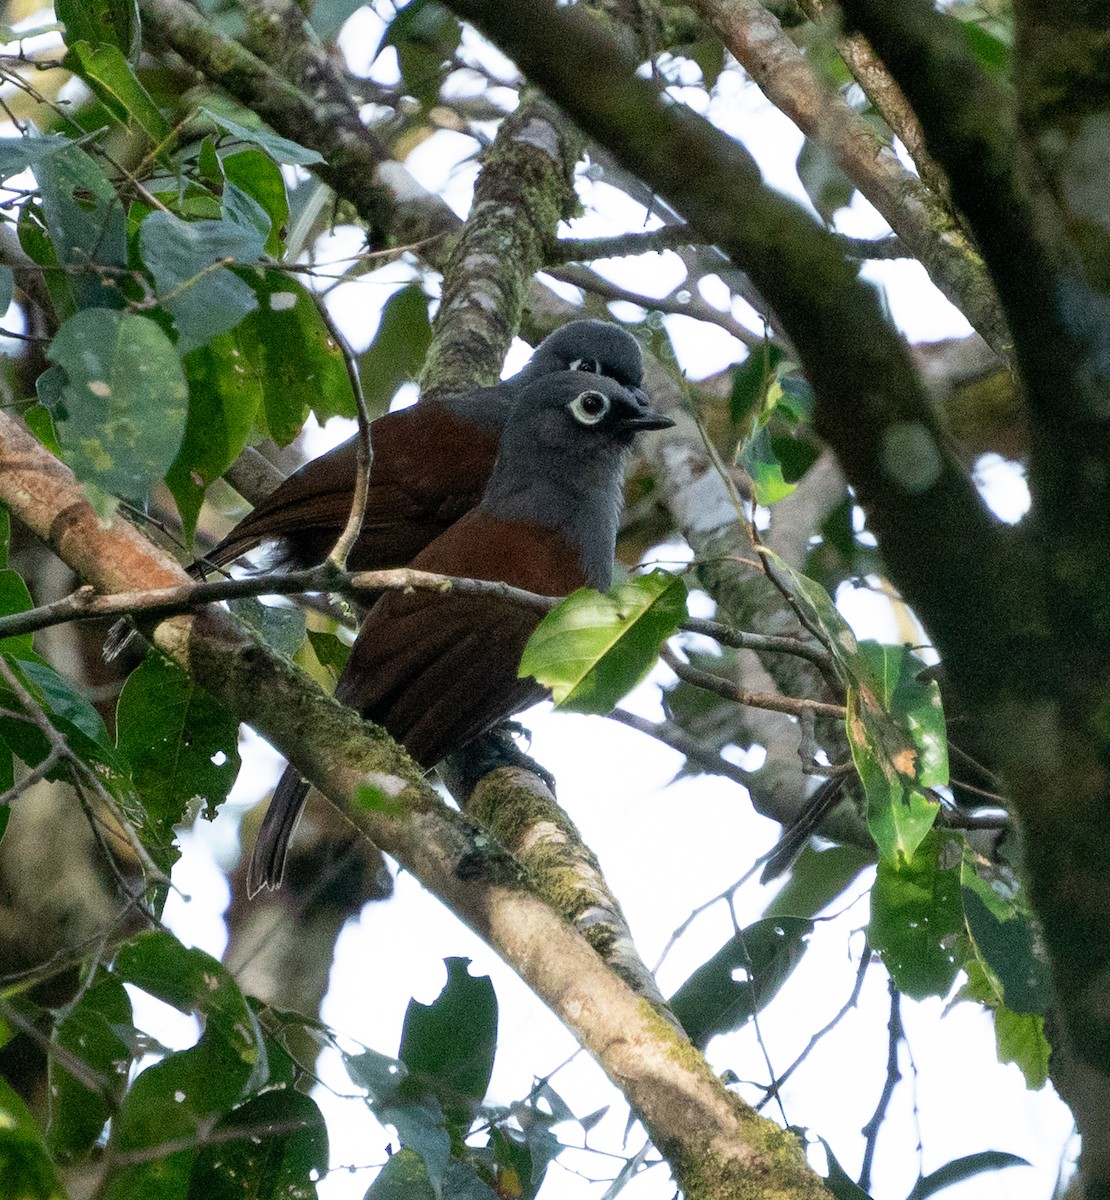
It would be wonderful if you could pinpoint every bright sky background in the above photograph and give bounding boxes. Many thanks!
[1,6,1067,1199]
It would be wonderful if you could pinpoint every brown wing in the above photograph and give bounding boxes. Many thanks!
[336,511,588,768]
[203,402,501,572]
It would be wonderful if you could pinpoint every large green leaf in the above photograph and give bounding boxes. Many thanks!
[32,142,128,313]
[520,570,687,714]
[223,149,289,256]
[234,271,356,436]
[669,917,813,1049]
[202,110,324,167]
[0,1077,66,1200]
[63,42,170,150]
[960,851,1052,1015]
[358,284,433,416]
[955,958,1051,1089]
[48,971,135,1159]
[116,652,241,875]
[166,332,264,542]
[103,932,268,1200]
[383,0,461,109]
[139,211,265,353]
[44,308,187,501]
[56,0,140,61]
[398,957,497,1132]
[869,834,961,1000]
[0,135,74,181]
[848,641,945,863]
[187,1089,329,1200]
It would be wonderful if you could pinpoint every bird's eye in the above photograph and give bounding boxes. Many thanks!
[568,357,602,374]
[569,390,610,425]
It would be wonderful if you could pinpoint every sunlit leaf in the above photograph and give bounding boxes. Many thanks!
[520,571,686,714]
[63,42,170,150]
[848,641,945,863]
[116,652,241,877]
[56,0,140,61]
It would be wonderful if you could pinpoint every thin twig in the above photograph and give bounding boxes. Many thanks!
[859,976,903,1192]
[606,707,755,787]
[757,941,872,1110]
[662,645,847,720]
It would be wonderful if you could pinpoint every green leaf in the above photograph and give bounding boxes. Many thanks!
[738,424,796,505]
[399,957,497,1131]
[167,335,264,542]
[311,0,368,40]
[45,308,188,501]
[358,284,433,416]
[761,843,874,921]
[116,652,241,871]
[228,598,307,659]
[848,641,945,863]
[520,571,687,714]
[954,958,1051,1088]
[0,506,8,567]
[383,0,461,109]
[869,834,961,1000]
[0,569,35,657]
[202,110,324,166]
[63,42,170,150]
[0,265,13,315]
[187,1089,328,1200]
[960,858,1052,1015]
[992,1004,1050,1089]
[56,0,140,61]
[307,629,352,677]
[0,1076,66,1200]
[234,271,356,441]
[223,149,289,256]
[48,970,135,1159]
[139,211,264,354]
[669,917,812,1049]
[729,342,781,427]
[31,142,128,312]
[0,134,75,181]
[365,1148,436,1200]
[906,1151,1029,1200]
[104,932,268,1199]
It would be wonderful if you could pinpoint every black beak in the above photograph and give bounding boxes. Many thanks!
[620,410,675,432]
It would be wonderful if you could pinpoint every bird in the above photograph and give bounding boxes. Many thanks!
[247,372,674,894]
[197,319,647,575]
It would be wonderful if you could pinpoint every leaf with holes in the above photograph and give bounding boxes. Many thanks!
[44,309,187,501]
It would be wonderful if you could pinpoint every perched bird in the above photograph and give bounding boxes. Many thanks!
[199,320,646,574]
[248,373,674,894]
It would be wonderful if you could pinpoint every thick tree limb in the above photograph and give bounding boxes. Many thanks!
[689,0,1009,357]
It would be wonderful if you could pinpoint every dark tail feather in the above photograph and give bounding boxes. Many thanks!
[247,764,311,896]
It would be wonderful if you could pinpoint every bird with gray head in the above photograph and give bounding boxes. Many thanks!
[248,371,674,894]
[195,319,646,575]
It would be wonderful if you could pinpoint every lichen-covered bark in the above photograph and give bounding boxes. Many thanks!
[420,100,580,398]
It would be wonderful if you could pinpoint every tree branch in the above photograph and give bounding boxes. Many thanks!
[688,0,1009,358]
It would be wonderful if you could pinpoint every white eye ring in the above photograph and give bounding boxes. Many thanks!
[569,390,610,425]
[568,357,602,374]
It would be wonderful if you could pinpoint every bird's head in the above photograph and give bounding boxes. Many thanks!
[522,319,647,402]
